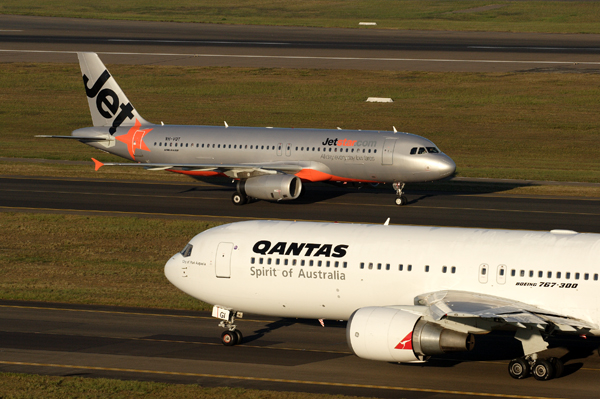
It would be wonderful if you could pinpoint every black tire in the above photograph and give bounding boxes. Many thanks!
[549,357,564,379]
[232,192,247,206]
[401,195,408,205]
[234,329,243,344]
[394,196,404,206]
[508,358,530,379]
[532,359,554,381]
[221,330,238,346]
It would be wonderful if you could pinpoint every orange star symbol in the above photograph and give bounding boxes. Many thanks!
[116,119,153,160]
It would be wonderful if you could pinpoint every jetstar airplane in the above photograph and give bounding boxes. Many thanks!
[164,220,600,381]
[37,53,455,206]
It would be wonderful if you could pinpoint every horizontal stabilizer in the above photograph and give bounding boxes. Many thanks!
[35,135,113,142]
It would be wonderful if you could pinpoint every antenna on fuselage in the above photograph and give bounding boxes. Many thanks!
[384,218,390,226]
[393,126,397,133]
[224,121,229,128]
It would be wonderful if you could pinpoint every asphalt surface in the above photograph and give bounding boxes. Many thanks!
[2,15,600,72]
[1,175,600,232]
[1,300,599,399]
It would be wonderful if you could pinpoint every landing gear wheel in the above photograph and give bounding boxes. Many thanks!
[549,357,564,379]
[232,192,247,206]
[394,195,408,206]
[234,329,243,344]
[532,359,554,381]
[508,358,530,379]
[221,330,238,346]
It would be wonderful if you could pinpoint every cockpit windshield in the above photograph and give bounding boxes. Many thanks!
[180,243,193,257]
[410,146,441,154]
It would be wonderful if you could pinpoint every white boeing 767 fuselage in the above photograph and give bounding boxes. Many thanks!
[165,220,600,380]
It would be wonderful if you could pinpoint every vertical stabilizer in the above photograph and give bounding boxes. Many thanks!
[77,52,152,134]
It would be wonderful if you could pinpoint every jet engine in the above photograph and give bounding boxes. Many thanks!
[238,174,302,201]
[347,306,474,363]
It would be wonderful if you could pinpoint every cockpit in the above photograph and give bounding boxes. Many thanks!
[410,147,440,155]
[180,243,193,257]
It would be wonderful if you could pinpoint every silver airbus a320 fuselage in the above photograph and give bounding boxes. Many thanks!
[40,53,455,205]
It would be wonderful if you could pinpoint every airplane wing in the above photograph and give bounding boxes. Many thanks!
[90,158,304,177]
[413,290,597,333]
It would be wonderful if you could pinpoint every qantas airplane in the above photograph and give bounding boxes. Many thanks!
[37,53,455,206]
[165,220,600,381]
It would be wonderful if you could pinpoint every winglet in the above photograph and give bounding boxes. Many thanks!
[92,158,104,171]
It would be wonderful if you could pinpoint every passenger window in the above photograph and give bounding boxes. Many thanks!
[259,258,263,265]
[538,271,543,278]
[360,262,364,269]
[585,273,589,280]
[425,265,429,272]
[566,272,571,279]
[386,264,390,270]
[511,269,516,276]
[318,261,322,267]
[334,261,338,267]
[451,266,456,273]
[267,258,272,265]
[442,266,447,273]
[251,257,255,264]
[557,272,562,279]
[575,273,580,280]
[301,260,305,266]
[284,259,288,266]
[547,271,552,278]
[377,263,381,270]
[408,264,412,271]
[595,274,598,281]
[292,259,297,266]
[399,264,403,271]
[368,262,373,270]
[309,260,314,266]
[529,270,533,277]
[276,259,280,265]
[343,262,347,268]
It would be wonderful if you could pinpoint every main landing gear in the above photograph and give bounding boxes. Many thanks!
[232,192,248,206]
[393,182,408,206]
[508,356,564,381]
[213,305,244,346]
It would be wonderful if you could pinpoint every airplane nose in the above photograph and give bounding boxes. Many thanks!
[439,155,456,177]
[164,255,179,285]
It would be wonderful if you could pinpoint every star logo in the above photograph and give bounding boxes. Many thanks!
[116,119,153,160]
[394,332,413,350]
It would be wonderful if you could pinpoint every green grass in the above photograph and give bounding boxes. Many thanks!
[1,63,599,183]
[0,372,368,399]
[0,213,219,309]
[3,1,600,33]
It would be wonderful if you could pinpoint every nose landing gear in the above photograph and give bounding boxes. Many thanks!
[213,305,244,346]
[393,182,407,206]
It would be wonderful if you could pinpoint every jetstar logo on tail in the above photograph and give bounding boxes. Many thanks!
[83,69,135,135]
[394,332,413,350]
[116,119,153,160]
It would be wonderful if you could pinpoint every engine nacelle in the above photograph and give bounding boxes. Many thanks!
[238,174,302,201]
[347,306,474,363]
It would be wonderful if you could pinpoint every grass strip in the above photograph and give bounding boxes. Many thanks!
[3,1,600,33]
[0,212,216,310]
[1,63,599,183]
[0,372,368,399]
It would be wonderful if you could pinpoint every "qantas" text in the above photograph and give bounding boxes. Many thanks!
[253,241,348,258]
